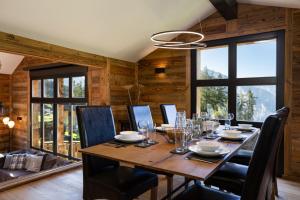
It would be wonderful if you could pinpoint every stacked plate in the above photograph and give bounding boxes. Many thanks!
[188,141,230,157]
[218,130,246,140]
[114,131,145,143]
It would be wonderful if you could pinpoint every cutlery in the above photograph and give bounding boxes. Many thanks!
[185,156,214,164]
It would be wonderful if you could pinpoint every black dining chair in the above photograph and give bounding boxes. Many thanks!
[76,106,158,200]
[174,108,289,200]
[204,107,289,196]
[127,105,154,131]
[127,104,175,200]
[160,104,177,125]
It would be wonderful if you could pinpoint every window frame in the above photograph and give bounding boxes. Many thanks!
[30,64,88,160]
[191,30,285,127]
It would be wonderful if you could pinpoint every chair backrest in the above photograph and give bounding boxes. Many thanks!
[76,106,118,173]
[241,107,289,200]
[160,104,177,124]
[76,106,116,148]
[127,105,154,131]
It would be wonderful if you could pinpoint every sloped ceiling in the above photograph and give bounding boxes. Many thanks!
[0,0,299,63]
[0,0,215,62]
[0,52,24,74]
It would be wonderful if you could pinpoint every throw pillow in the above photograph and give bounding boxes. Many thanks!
[3,155,13,169]
[8,154,27,170]
[25,154,44,172]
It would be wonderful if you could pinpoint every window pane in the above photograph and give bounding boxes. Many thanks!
[72,104,83,158]
[196,86,228,117]
[236,85,276,122]
[31,103,41,148]
[197,46,228,80]
[57,104,71,156]
[32,80,41,97]
[237,39,276,78]
[58,78,69,98]
[72,76,85,98]
[44,79,54,98]
[43,104,53,151]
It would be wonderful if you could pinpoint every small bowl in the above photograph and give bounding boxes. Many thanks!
[120,131,139,139]
[196,141,220,152]
[238,124,253,129]
[223,130,242,137]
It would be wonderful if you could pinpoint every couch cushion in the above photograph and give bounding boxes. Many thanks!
[25,154,44,172]
[0,169,33,182]
[8,154,27,170]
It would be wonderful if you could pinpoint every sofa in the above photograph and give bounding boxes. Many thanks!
[0,149,72,182]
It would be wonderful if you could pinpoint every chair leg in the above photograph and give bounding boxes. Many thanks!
[184,177,190,190]
[273,177,279,197]
[151,186,158,200]
[167,175,173,200]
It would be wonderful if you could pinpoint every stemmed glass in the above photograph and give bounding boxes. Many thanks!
[225,113,235,130]
[138,120,149,146]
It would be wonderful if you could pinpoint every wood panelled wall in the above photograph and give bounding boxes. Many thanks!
[0,75,11,151]
[109,59,137,130]
[285,9,300,178]
[138,50,190,124]
[138,4,300,178]
[11,57,54,150]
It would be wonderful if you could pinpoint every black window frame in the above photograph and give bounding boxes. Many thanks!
[191,30,285,127]
[30,64,88,160]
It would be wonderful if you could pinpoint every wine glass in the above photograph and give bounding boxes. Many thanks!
[225,113,235,130]
[138,120,149,146]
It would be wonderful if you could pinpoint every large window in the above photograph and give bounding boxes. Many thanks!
[30,65,88,159]
[191,31,284,125]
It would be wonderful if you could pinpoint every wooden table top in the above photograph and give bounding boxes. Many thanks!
[79,128,259,180]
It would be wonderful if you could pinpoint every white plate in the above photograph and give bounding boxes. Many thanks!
[188,145,230,157]
[218,133,246,140]
[114,135,145,143]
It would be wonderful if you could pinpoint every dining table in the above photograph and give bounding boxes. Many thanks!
[79,127,260,181]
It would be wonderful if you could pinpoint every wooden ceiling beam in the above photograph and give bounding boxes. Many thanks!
[209,0,237,20]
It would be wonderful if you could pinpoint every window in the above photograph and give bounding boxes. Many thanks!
[191,31,284,125]
[30,65,88,160]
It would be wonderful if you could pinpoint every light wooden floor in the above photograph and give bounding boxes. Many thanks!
[0,168,299,200]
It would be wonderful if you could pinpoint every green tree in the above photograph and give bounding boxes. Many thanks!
[237,89,256,121]
[200,67,228,117]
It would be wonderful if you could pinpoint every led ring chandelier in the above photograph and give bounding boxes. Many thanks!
[151,30,207,50]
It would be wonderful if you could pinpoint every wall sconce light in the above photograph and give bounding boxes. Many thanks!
[0,102,5,117]
[155,67,166,74]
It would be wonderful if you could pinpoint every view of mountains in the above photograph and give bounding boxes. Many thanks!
[201,67,276,122]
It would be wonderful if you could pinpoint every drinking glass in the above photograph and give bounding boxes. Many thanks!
[148,122,157,144]
[192,123,202,141]
[225,113,234,130]
[200,112,208,121]
[174,128,186,153]
[174,111,186,153]
[138,120,149,146]
[185,119,193,148]
[192,113,199,120]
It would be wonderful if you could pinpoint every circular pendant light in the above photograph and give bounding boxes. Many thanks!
[151,30,206,50]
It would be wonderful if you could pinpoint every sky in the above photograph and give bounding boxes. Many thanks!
[197,39,276,79]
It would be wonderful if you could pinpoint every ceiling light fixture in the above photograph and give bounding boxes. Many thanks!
[151,22,206,50]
